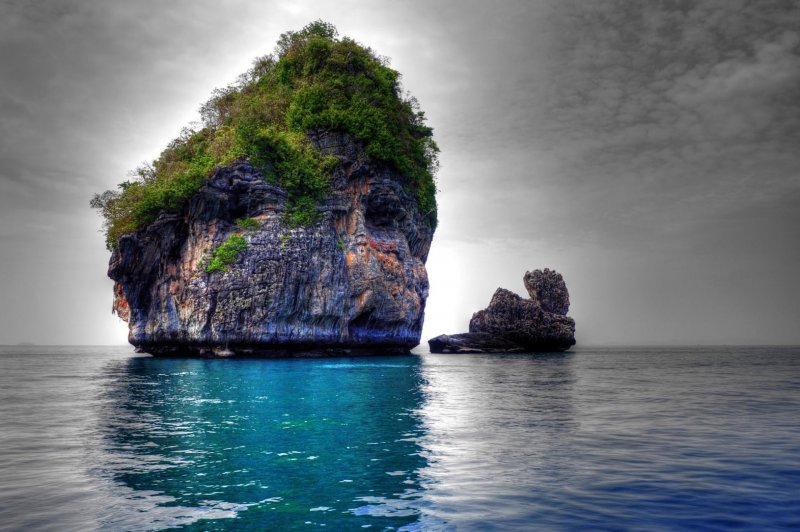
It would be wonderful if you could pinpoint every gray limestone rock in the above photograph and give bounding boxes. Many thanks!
[109,132,434,357]
[428,269,576,353]
[524,268,570,315]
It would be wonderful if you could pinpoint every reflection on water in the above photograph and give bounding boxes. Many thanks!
[2,346,800,530]
[415,353,577,528]
[93,356,434,530]
[89,352,581,530]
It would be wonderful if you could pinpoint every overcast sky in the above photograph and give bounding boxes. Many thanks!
[1,0,798,346]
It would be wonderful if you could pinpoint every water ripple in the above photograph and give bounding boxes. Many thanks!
[1,346,799,530]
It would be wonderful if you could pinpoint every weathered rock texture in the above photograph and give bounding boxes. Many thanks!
[428,269,575,353]
[109,132,434,356]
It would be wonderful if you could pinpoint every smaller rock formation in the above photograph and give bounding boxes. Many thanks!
[428,269,575,353]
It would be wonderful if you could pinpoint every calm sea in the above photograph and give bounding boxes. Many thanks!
[0,346,798,531]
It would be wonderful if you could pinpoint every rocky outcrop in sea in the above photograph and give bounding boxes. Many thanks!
[428,269,576,353]
[109,132,434,357]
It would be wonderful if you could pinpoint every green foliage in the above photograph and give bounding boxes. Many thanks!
[337,238,345,252]
[92,20,438,250]
[206,234,248,273]
[238,125,336,225]
[236,217,261,231]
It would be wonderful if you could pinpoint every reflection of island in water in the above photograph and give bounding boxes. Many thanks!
[91,352,578,530]
[416,353,578,526]
[93,356,436,530]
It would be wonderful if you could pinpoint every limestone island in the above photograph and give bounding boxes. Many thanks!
[92,22,437,357]
[428,269,576,353]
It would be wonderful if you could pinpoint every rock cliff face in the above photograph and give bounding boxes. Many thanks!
[109,132,434,356]
[428,269,575,353]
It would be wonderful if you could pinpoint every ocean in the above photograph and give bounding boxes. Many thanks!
[0,346,798,531]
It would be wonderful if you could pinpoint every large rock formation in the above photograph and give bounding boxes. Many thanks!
[109,132,434,357]
[428,269,575,353]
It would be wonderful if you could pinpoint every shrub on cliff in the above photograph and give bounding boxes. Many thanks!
[206,234,248,273]
[92,21,438,250]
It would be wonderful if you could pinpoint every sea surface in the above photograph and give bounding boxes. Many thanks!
[1,346,799,531]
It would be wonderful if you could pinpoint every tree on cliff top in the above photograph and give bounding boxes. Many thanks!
[91,21,439,250]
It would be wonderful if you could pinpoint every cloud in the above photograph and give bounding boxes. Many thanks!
[532,0,800,241]
[0,0,797,344]
[674,31,800,99]
[667,30,800,143]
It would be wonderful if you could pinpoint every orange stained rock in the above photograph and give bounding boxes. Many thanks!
[113,283,131,322]
[185,237,209,273]
[355,289,372,312]
[169,279,181,296]
[345,209,360,236]
[373,250,403,277]
[368,238,398,253]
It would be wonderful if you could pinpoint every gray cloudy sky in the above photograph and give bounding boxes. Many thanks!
[0,0,798,346]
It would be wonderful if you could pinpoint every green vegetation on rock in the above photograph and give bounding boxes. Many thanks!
[235,217,261,231]
[206,234,248,273]
[91,20,438,250]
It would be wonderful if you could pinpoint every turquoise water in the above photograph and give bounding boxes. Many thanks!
[1,346,799,530]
